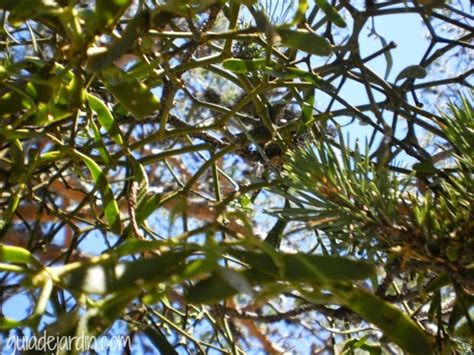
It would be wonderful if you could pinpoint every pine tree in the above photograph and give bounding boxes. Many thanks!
[0,1,472,353]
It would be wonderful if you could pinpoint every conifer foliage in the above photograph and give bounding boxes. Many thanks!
[0,0,472,353]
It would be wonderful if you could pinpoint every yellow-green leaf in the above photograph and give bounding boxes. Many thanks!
[223,57,266,73]
[0,316,25,330]
[88,119,112,166]
[265,67,335,91]
[87,93,124,146]
[277,28,333,56]
[228,250,375,283]
[315,0,347,28]
[338,287,433,354]
[0,244,39,266]
[101,67,160,119]
[73,150,122,234]
[95,0,132,29]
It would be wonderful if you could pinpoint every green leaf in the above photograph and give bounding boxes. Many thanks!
[1,185,23,231]
[160,0,219,17]
[425,273,450,293]
[73,150,122,234]
[95,0,132,29]
[413,162,438,175]
[0,86,34,118]
[59,251,191,294]
[228,250,375,283]
[88,119,112,166]
[126,58,163,80]
[0,244,39,266]
[0,127,37,140]
[222,57,266,73]
[338,287,433,354]
[0,316,25,330]
[87,94,124,146]
[297,89,316,134]
[453,320,474,340]
[186,272,240,304]
[314,0,347,28]
[0,0,60,25]
[130,157,149,204]
[428,290,441,322]
[181,237,218,280]
[342,337,382,355]
[264,67,335,91]
[448,292,474,332]
[289,0,308,26]
[85,12,149,72]
[119,192,161,239]
[92,290,139,333]
[395,65,427,82]
[136,193,162,225]
[181,257,217,279]
[101,66,160,119]
[65,73,86,110]
[264,218,287,248]
[113,239,167,256]
[277,28,332,56]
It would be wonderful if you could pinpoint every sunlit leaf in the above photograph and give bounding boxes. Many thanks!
[126,58,163,81]
[314,0,346,28]
[290,0,308,26]
[88,119,112,166]
[73,150,122,234]
[0,317,25,330]
[223,57,266,73]
[95,0,132,29]
[277,28,332,56]
[297,89,316,134]
[87,93,124,146]
[342,337,382,355]
[264,67,335,91]
[101,67,160,119]
[130,157,149,204]
[0,86,34,118]
[0,244,39,266]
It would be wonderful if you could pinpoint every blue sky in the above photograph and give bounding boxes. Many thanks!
[1,0,470,353]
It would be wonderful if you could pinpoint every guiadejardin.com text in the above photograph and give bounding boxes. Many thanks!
[4,331,132,352]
